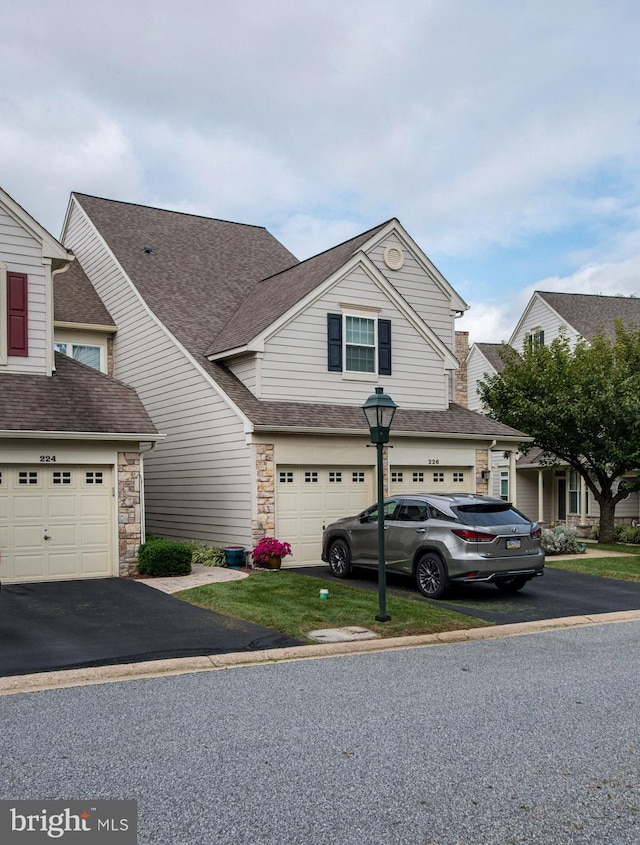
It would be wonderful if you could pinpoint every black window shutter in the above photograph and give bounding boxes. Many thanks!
[378,319,392,375]
[327,313,343,371]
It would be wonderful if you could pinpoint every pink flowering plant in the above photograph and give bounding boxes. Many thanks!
[251,537,292,566]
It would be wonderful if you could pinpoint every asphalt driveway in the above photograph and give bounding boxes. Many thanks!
[296,564,640,624]
[0,578,301,678]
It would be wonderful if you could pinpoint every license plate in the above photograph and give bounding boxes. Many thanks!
[506,538,522,550]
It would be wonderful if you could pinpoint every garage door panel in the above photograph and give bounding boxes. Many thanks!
[13,525,44,548]
[47,496,80,518]
[48,552,81,577]
[48,524,79,545]
[13,496,46,519]
[82,552,111,574]
[0,465,113,584]
[80,522,111,545]
[81,497,111,518]
[13,554,46,580]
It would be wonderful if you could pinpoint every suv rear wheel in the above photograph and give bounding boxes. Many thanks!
[328,539,352,578]
[415,552,448,599]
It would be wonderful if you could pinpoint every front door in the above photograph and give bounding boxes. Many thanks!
[557,478,567,521]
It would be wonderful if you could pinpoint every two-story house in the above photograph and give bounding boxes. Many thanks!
[467,291,640,529]
[60,193,526,565]
[0,187,159,585]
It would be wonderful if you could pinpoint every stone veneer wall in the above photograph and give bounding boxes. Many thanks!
[118,451,142,575]
[107,336,115,377]
[454,331,469,407]
[475,448,489,494]
[253,443,275,547]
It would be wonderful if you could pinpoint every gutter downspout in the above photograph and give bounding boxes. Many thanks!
[138,440,159,543]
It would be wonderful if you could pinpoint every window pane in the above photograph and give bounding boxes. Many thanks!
[345,346,375,372]
[346,317,374,345]
[73,345,101,370]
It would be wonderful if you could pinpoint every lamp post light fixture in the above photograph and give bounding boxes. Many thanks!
[362,386,398,622]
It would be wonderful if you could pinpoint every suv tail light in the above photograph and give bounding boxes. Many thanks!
[530,525,542,538]
[452,528,495,543]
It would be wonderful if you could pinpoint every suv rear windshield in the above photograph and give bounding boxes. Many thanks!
[452,503,531,526]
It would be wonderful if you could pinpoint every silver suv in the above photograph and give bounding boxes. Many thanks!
[321,493,544,599]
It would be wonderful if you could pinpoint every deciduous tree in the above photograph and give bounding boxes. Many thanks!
[479,323,640,543]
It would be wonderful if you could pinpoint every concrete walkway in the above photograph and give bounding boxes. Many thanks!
[137,563,248,593]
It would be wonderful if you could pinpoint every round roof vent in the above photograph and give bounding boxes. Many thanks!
[383,245,404,270]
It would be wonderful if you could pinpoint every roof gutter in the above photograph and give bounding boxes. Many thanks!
[250,425,527,443]
[0,430,165,442]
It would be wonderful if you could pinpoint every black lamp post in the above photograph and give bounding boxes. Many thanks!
[362,386,398,622]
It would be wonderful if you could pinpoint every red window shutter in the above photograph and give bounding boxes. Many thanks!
[7,272,28,356]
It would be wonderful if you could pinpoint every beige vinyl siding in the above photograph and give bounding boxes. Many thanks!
[467,346,496,411]
[511,296,580,352]
[367,235,455,349]
[63,202,253,548]
[228,353,259,396]
[0,207,49,374]
[260,265,448,410]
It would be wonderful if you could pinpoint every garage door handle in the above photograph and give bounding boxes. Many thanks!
[44,534,51,541]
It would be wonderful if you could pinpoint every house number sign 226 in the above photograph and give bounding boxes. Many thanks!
[39,455,57,462]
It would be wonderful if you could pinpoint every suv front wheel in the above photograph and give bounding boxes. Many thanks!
[415,552,448,599]
[328,538,352,578]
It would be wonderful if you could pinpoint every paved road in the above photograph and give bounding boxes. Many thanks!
[1,621,638,844]
[297,564,640,624]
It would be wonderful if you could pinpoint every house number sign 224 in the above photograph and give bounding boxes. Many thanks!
[39,455,57,462]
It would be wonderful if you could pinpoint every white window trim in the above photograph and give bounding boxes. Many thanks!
[342,312,378,376]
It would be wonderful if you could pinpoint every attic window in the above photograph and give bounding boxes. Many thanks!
[525,328,544,350]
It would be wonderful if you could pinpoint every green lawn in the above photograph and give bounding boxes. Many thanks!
[176,571,490,642]
[546,543,640,582]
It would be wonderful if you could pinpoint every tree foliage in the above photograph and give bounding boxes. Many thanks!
[478,322,640,542]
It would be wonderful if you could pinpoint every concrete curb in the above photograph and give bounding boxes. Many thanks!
[2,609,640,697]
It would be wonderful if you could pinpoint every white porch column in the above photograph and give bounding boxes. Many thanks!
[509,451,517,507]
[580,475,587,525]
[537,469,544,523]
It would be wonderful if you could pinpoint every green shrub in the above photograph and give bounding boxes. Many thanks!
[188,541,227,567]
[137,538,192,576]
[541,526,580,555]
[591,524,640,544]
[616,525,640,545]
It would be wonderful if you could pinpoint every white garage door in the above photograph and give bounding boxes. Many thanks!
[0,465,113,584]
[389,466,473,494]
[276,466,374,565]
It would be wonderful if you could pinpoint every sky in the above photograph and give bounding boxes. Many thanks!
[1,0,639,343]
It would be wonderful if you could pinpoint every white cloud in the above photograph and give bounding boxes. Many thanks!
[0,93,141,233]
[459,255,640,345]
[1,0,640,303]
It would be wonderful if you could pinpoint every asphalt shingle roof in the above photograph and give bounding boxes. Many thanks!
[72,194,299,355]
[71,195,527,441]
[0,353,157,435]
[206,222,390,355]
[538,291,640,340]
[475,342,507,373]
[54,258,115,326]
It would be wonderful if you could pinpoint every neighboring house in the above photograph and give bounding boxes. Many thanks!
[467,291,640,529]
[0,187,160,585]
[61,193,526,565]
